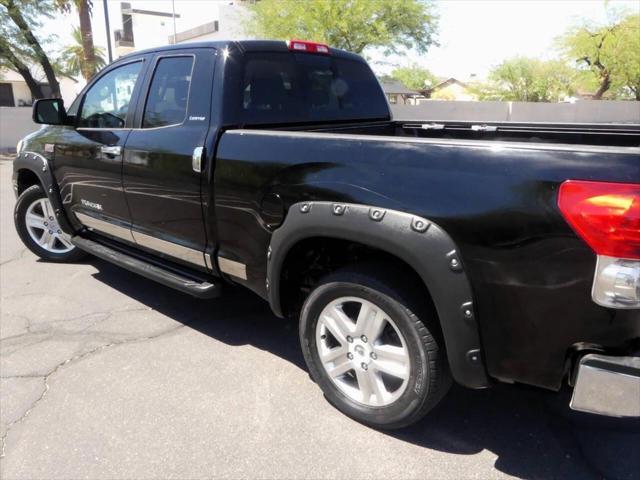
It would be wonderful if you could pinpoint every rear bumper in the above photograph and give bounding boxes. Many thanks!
[570,353,640,418]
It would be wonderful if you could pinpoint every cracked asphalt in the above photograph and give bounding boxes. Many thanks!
[1,158,639,480]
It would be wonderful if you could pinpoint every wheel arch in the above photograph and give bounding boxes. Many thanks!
[267,202,490,389]
[13,151,75,236]
[15,168,41,195]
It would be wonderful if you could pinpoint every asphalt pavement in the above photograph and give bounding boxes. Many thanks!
[1,158,639,479]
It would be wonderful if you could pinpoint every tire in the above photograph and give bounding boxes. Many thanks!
[299,264,452,429]
[14,184,86,263]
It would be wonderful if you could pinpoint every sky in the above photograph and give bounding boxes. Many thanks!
[372,0,639,79]
[40,0,640,82]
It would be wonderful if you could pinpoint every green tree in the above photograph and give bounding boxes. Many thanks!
[0,0,61,97]
[247,0,439,55]
[558,11,640,100]
[55,0,100,81]
[614,14,640,100]
[61,27,105,78]
[390,64,437,90]
[476,57,576,102]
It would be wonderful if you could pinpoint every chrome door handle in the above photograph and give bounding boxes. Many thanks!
[192,146,204,173]
[101,145,122,156]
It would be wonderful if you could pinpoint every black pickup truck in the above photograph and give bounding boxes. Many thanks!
[12,40,640,428]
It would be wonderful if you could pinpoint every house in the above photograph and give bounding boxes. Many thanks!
[170,0,256,44]
[0,70,39,107]
[109,1,256,55]
[420,78,477,101]
[114,2,180,57]
[378,79,423,105]
[0,69,79,107]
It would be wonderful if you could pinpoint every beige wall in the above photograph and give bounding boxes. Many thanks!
[0,107,38,152]
[395,101,510,121]
[508,101,640,123]
[393,100,640,123]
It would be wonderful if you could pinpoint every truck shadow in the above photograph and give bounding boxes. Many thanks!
[89,258,640,480]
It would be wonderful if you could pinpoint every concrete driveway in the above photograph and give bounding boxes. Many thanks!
[1,158,639,480]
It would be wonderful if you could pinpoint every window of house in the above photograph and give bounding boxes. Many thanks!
[142,56,194,128]
[78,61,142,128]
[0,83,15,107]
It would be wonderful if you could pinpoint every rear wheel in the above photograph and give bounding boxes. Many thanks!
[299,265,451,429]
[14,184,86,262]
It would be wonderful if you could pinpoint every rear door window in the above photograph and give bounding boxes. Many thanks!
[143,56,194,128]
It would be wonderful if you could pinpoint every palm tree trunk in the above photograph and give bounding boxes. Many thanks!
[3,0,61,97]
[77,0,97,81]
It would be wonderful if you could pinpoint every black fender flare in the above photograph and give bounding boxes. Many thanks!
[13,151,76,236]
[267,202,489,389]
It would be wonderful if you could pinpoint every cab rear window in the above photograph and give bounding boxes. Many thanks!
[237,52,389,125]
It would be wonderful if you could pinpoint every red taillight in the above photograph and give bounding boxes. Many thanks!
[288,40,330,54]
[558,180,640,259]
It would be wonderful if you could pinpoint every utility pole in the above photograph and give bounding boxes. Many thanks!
[171,0,177,44]
[103,0,113,63]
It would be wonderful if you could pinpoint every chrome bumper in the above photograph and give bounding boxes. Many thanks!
[570,353,640,418]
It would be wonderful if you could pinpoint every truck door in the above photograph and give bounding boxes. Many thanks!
[53,58,147,243]
[122,48,215,271]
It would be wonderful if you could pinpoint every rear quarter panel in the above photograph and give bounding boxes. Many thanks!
[214,130,640,389]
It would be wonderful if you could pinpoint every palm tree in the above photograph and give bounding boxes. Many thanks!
[61,27,105,79]
[56,0,100,81]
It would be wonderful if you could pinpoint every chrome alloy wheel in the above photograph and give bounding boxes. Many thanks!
[24,198,74,253]
[315,297,411,407]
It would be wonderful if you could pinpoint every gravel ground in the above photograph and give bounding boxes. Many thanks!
[1,158,639,480]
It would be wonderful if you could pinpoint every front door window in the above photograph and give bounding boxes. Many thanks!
[78,61,142,129]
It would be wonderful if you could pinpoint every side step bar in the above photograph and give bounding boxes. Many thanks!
[71,236,222,299]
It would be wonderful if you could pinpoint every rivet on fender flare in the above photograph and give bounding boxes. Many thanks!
[369,208,385,221]
[332,204,345,215]
[466,349,482,365]
[411,217,430,233]
[446,250,463,271]
[300,203,311,213]
[461,301,474,320]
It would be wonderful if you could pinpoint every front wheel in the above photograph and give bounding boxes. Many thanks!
[14,184,86,262]
[299,265,451,429]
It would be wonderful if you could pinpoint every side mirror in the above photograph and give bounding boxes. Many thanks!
[32,98,67,125]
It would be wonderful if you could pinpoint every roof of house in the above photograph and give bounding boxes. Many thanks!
[378,79,421,96]
[422,77,470,95]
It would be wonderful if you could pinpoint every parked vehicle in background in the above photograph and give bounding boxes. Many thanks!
[12,40,640,428]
